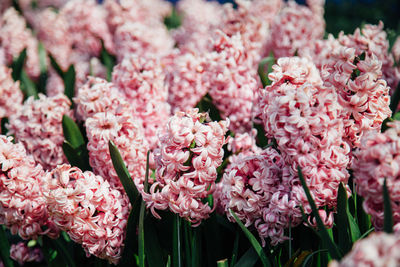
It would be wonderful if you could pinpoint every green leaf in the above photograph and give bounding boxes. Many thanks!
[144,218,165,267]
[37,42,48,94]
[217,259,229,267]
[164,7,182,30]
[138,151,150,267]
[336,183,352,254]
[11,48,27,81]
[49,54,64,78]
[172,214,182,267]
[301,249,328,267]
[383,178,393,233]
[62,115,85,148]
[346,208,361,243]
[63,65,75,101]
[0,227,14,267]
[234,247,258,267]
[191,227,201,267]
[119,210,139,267]
[20,70,38,99]
[297,167,342,260]
[109,140,140,206]
[390,81,400,115]
[183,222,192,267]
[257,56,274,87]
[230,231,240,267]
[51,238,77,267]
[230,210,271,267]
[100,42,116,82]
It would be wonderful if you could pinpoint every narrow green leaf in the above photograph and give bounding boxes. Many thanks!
[390,81,400,115]
[230,210,271,267]
[0,227,14,267]
[297,167,342,260]
[62,142,89,171]
[49,54,64,78]
[336,183,352,254]
[217,259,229,267]
[63,65,75,101]
[359,227,375,240]
[301,249,328,267]
[234,247,258,267]
[11,48,27,81]
[191,227,201,267]
[346,208,361,243]
[183,222,192,267]
[383,178,394,233]
[20,70,38,99]
[144,218,165,267]
[109,140,139,206]
[1,118,9,135]
[257,56,274,87]
[164,7,182,30]
[37,42,48,94]
[230,231,240,267]
[172,215,182,267]
[138,151,150,267]
[119,210,139,267]
[51,238,77,267]
[166,255,171,267]
[100,42,116,82]
[62,115,85,148]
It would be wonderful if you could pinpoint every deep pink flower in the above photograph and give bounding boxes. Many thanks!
[143,109,228,226]
[43,164,129,264]
[0,7,40,79]
[352,121,400,231]
[329,232,400,267]
[112,55,171,149]
[7,94,73,170]
[10,242,43,266]
[0,65,23,119]
[0,135,59,240]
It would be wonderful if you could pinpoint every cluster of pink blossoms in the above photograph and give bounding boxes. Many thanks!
[112,55,171,149]
[75,77,148,193]
[0,135,59,240]
[7,94,73,170]
[143,109,229,225]
[0,66,22,120]
[329,232,400,267]
[43,164,129,264]
[10,242,43,266]
[352,121,400,231]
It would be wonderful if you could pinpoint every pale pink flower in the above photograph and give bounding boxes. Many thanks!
[393,37,400,64]
[43,164,129,264]
[306,0,325,15]
[165,50,209,113]
[73,56,107,90]
[0,7,40,79]
[267,1,325,58]
[85,110,149,193]
[143,109,229,226]
[172,0,223,53]
[352,121,400,231]
[215,149,303,245]
[260,57,351,210]
[0,0,11,14]
[74,77,128,122]
[60,0,114,57]
[0,65,23,119]
[112,55,171,149]
[0,135,59,240]
[35,8,73,71]
[338,22,399,91]
[227,129,260,156]
[248,0,282,25]
[10,242,43,266]
[45,69,65,97]
[113,21,174,62]
[206,31,258,133]
[7,94,73,170]
[329,232,400,267]
[322,47,391,147]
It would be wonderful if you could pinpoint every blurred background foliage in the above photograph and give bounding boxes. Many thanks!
[166,0,400,45]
